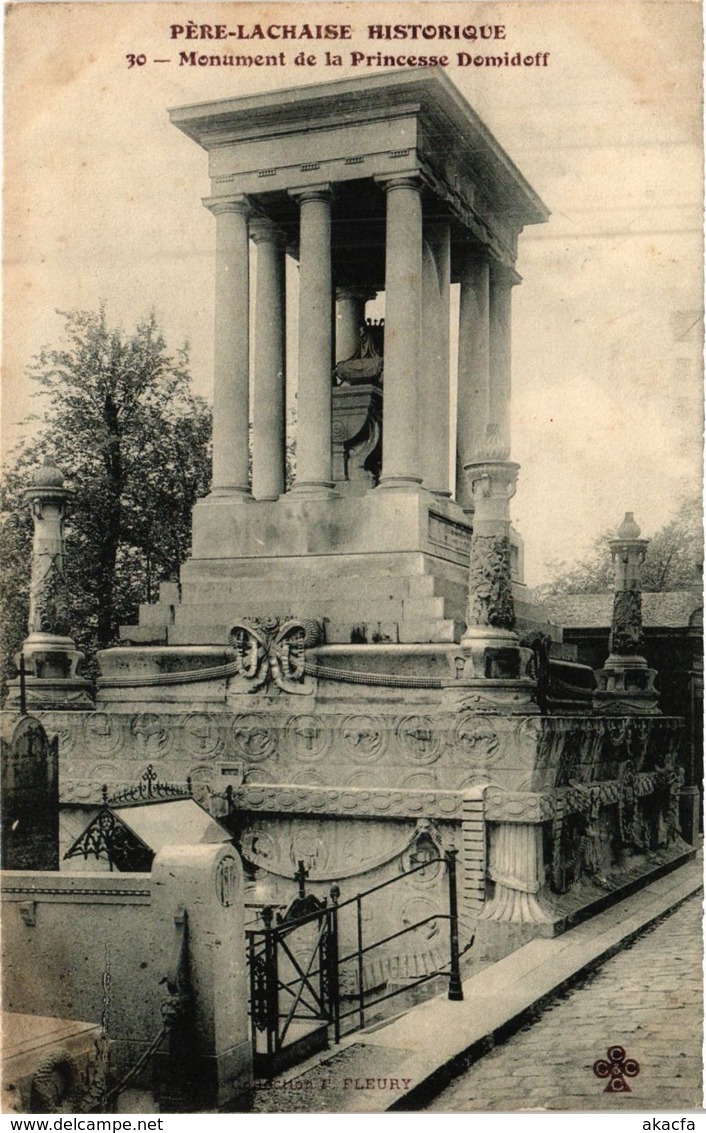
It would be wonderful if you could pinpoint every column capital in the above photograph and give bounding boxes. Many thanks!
[288,183,333,205]
[203,194,253,218]
[458,239,492,264]
[335,284,377,303]
[489,260,522,287]
[249,216,287,246]
[374,172,423,194]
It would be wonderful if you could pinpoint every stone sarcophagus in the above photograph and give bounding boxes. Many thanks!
[43,647,688,964]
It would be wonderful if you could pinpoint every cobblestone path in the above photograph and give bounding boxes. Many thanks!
[426,894,704,1112]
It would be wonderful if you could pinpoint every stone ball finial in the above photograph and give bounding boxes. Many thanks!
[31,458,65,489]
[616,511,641,540]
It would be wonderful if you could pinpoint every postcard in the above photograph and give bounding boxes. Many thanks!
[1,0,702,1119]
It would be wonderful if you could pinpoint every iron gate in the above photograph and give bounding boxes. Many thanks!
[246,850,470,1076]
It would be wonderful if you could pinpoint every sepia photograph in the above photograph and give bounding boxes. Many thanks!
[0,0,703,1118]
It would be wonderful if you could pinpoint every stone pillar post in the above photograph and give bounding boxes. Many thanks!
[456,247,490,512]
[26,462,71,644]
[461,441,519,647]
[335,286,373,363]
[251,218,287,500]
[6,460,92,709]
[488,264,515,456]
[594,513,659,713]
[152,843,252,1110]
[204,197,252,500]
[458,437,535,688]
[420,221,451,496]
[377,176,423,490]
[290,187,336,498]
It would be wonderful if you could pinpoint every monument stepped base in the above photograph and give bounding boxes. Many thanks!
[120,491,551,647]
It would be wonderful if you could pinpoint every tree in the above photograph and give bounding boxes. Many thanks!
[535,496,703,599]
[0,308,211,681]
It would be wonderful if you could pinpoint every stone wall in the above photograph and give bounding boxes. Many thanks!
[2,846,253,1108]
[1,870,157,1077]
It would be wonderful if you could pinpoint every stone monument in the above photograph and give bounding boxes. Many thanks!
[594,512,660,714]
[11,73,691,976]
[4,459,92,712]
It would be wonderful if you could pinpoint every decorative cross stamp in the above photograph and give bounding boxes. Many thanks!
[593,1045,640,1092]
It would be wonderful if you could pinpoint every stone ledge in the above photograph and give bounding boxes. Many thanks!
[231,782,480,820]
[1,870,152,902]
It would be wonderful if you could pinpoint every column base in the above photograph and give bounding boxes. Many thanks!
[288,481,338,499]
[594,656,660,714]
[19,634,87,682]
[207,487,252,502]
[377,476,424,491]
[460,625,519,649]
[457,627,534,684]
[5,677,94,711]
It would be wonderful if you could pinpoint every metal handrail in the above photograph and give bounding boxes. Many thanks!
[337,913,448,965]
[334,857,444,911]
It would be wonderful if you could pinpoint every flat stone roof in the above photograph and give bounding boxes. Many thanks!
[170,69,549,228]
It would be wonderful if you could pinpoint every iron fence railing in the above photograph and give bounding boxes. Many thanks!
[245,850,469,1072]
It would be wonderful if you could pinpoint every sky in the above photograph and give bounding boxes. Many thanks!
[2,0,703,586]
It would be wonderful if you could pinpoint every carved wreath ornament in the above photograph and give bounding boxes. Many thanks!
[230,616,322,694]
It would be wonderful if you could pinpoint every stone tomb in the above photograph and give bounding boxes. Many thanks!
[11,73,693,975]
[129,70,549,649]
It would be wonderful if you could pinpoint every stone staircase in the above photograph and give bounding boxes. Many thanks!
[120,553,468,646]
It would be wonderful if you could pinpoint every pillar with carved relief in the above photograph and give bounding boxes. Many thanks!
[461,436,519,649]
[480,822,552,924]
[594,512,659,713]
[6,459,92,709]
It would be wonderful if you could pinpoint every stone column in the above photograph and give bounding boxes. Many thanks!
[377,176,423,490]
[152,843,252,1110]
[6,459,92,709]
[594,512,659,713]
[204,197,252,499]
[420,221,451,496]
[335,286,373,363]
[251,218,286,500]
[26,462,72,644]
[461,438,520,654]
[290,187,336,497]
[456,246,490,512]
[488,263,515,456]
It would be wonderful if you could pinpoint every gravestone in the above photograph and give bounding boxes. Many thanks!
[1,716,58,870]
